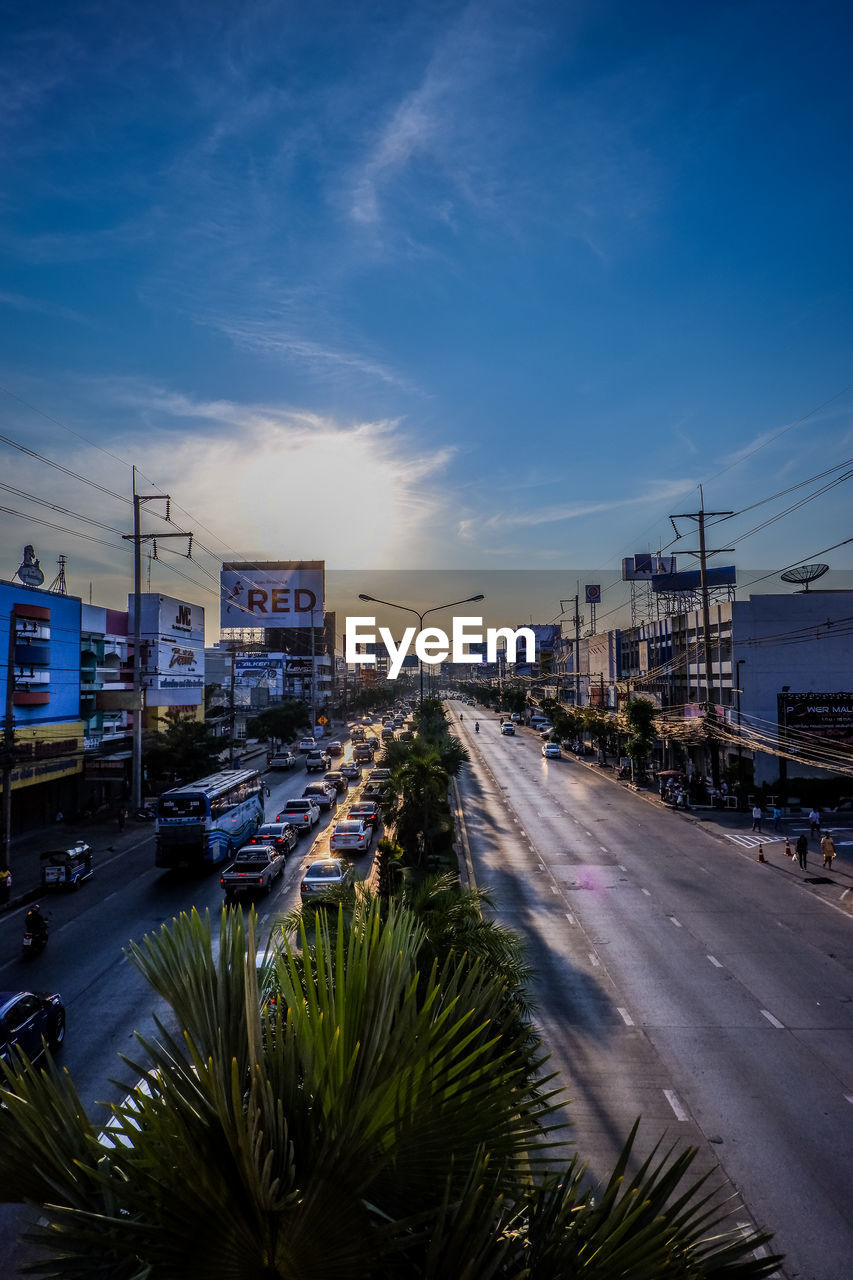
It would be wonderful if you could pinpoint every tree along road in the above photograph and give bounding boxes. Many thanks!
[0,745,378,1275]
[449,704,853,1280]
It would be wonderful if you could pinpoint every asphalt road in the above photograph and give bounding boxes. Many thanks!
[0,735,379,1274]
[448,704,853,1280]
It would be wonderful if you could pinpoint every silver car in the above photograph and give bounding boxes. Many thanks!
[330,820,371,854]
[300,859,353,900]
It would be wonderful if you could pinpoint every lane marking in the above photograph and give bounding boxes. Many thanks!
[707,955,723,968]
[617,863,626,871]
[550,885,558,894]
[669,915,682,928]
[588,952,600,966]
[584,830,593,837]
[760,1009,784,1029]
[841,889,850,901]
[565,913,576,925]
[641,888,651,896]
[104,892,116,903]
[663,1089,689,1121]
[616,1007,634,1026]
[601,846,610,853]
[844,1095,853,1106]
[698,866,710,874]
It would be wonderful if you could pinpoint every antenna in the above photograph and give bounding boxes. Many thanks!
[47,554,68,595]
[780,563,829,592]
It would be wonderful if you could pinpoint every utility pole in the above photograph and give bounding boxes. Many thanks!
[122,467,193,811]
[670,488,733,791]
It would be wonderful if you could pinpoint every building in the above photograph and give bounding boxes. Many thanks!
[80,604,134,809]
[128,592,205,729]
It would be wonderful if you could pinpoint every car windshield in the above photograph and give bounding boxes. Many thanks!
[235,850,268,862]
[335,823,361,834]
[308,863,342,878]
[285,802,309,810]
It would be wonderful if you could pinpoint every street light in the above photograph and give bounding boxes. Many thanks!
[357,592,485,704]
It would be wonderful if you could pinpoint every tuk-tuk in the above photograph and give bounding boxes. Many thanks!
[40,843,93,891]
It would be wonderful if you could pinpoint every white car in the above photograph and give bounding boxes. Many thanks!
[330,820,371,853]
[276,798,321,831]
[500,722,516,736]
[542,742,561,759]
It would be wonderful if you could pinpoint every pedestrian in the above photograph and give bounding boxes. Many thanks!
[751,803,763,832]
[0,866,11,905]
[772,805,781,831]
[795,833,808,869]
[821,832,836,869]
[809,807,821,837]
[117,805,127,832]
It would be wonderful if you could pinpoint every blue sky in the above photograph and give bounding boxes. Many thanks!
[1,0,851,620]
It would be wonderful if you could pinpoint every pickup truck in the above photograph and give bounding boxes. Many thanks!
[353,742,374,763]
[220,845,285,899]
[267,751,296,770]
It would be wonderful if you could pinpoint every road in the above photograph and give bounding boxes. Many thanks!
[0,736,379,1274]
[448,704,853,1280]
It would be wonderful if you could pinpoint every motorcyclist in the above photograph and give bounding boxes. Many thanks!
[25,903,48,939]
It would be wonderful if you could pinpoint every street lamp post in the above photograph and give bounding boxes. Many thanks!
[357,593,485,704]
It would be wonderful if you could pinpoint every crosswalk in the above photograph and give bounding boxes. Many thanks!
[724,832,788,849]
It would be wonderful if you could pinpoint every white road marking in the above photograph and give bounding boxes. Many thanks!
[602,846,610,854]
[663,1089,689,1121]
[550,885,558,894]
[616,1007,634,1026]
[841,889,850,900]
[565,912,576,925]
[669,915,682,928]
[104,892,116,902]
[584,830,593,837]
[618,863,626,871]
[844,1095,853,1106]
[698,866,710,874]
[707,955,723,968]
[641,888,651,896]
[760,1009,785,1029]
[725,833,785,849]
[588,952,600,966]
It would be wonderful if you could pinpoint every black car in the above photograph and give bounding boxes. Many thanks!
[0,989,65,1070]
[323,771,350,795]
[249,823,299,857]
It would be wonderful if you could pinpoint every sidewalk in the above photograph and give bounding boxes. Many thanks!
[0,740,274,915]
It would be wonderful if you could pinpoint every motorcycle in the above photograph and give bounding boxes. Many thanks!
[134,804,156,821]
[22,920,49,959]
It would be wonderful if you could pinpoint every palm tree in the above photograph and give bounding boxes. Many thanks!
[384,746,452,868]
[0,904,781,1278]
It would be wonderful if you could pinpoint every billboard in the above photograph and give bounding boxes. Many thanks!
[778,692,853,749]
[651,566,736,593]
[128,594,205,692]
[622,555,677,581]
[585,584,601,603]
[221,561,324,627]
[0,583,82,726]
[128,594,205,646]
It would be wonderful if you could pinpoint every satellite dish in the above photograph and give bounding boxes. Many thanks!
[780,563,829,592]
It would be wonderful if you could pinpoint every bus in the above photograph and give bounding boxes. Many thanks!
[155,769,265,869]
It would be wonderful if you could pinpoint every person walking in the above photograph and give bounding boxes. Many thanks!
[809,807,821,837]
[117,805,127,832]
[772,804,781,831]
[751,803,763,832]
[821,832,836,869]
[795,833,808,870]
[0,866,11,906]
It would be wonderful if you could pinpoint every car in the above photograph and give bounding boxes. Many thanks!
[220,845,285,898]
[339,761,361,780]
[529,718,551,733]
[353,743,374,763]
[329,820,371,853]
[267,750,296,770]
[303,781,338,811]
[381,728,395,740]
[542,742,562,759]
[361,781,387,805]
[249,823,299,857]
[369,768,392,782]
[346,801,379,832]
[305,748,332,772]
[0,989,66,1070]
[323,771,350,795]
[500,722,516,736]
[326,740,344,757]
[365,736,380,753]
[300,859,354,900]
[276,798,321,831]
[297,737,317,753]
[510,712,522,722]
[350,727,366,743]
[398,730,415,742]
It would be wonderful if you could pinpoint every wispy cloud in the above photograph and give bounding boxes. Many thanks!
[465,478,697,533]
[0,290,95,326]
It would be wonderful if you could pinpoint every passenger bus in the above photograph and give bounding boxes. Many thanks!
[155,769,265,869]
